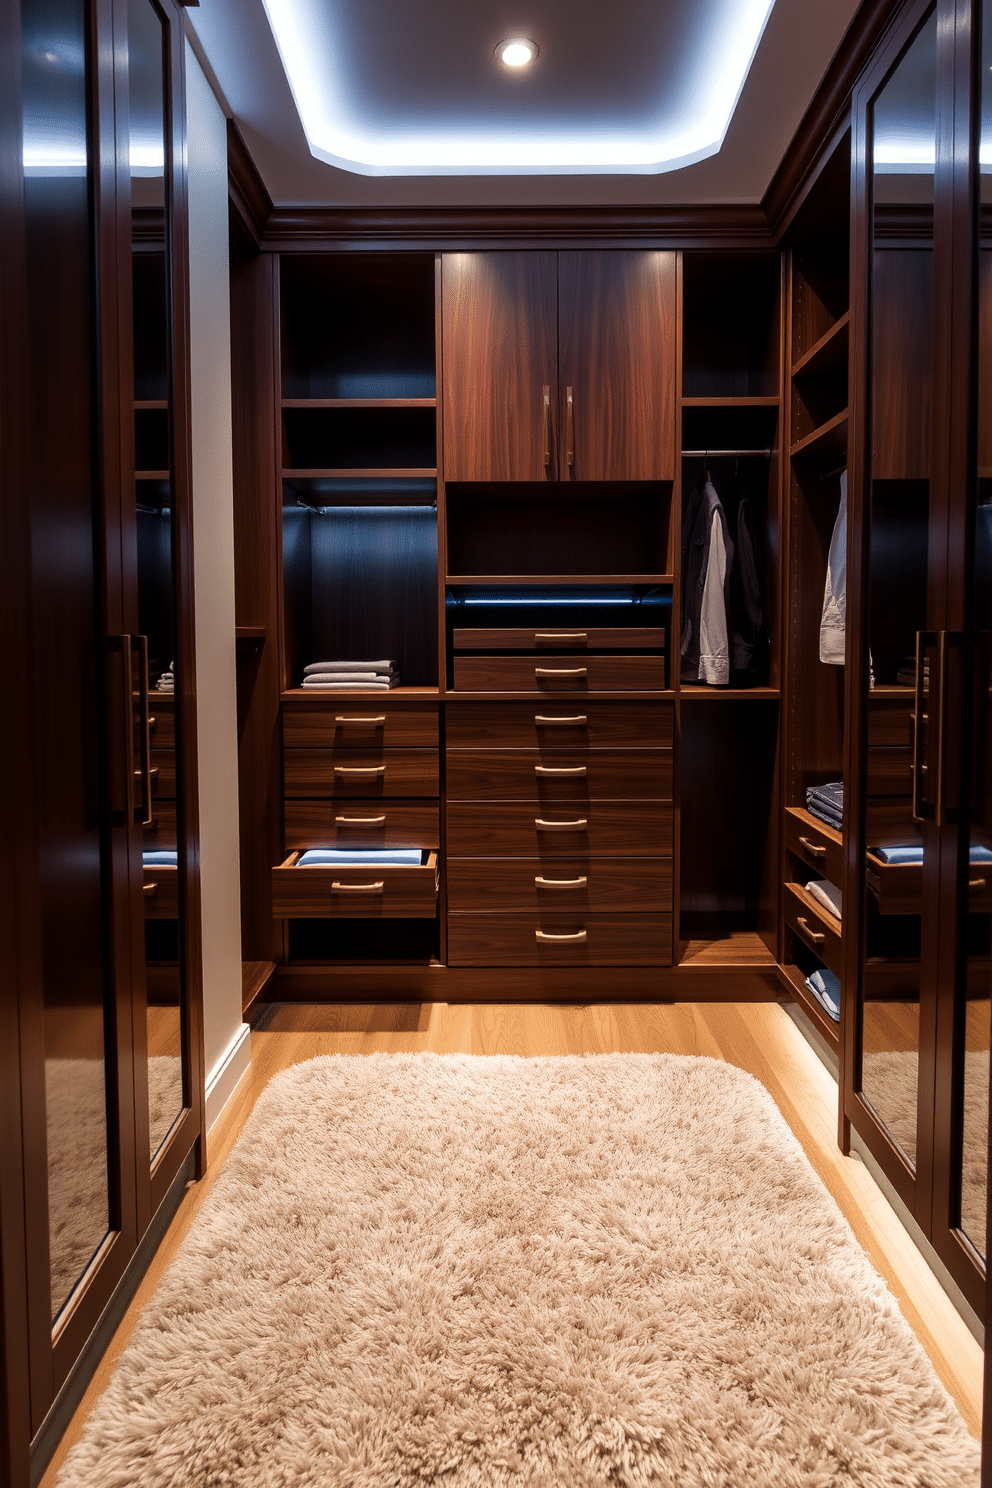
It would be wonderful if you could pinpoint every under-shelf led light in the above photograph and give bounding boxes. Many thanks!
[258,0,777,176]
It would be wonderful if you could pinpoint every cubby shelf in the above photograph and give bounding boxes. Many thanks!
[445,573,673,586]
[779,963,841,1049]
[281,398,437,409]
[678,932,777,967]
[791,311,850,379]
[790,408,848,459]
[679,686,781,699]
[681,396,780,408]
[136,469,170,480]
[135,398,168,411]
[282,467,438,481]
[282,686,440,701]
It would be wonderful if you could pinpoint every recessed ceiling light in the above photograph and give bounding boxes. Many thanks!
[496,38,537,69]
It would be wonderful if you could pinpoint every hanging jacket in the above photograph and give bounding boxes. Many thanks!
[819,471,847,665]
[728,491,763,675]
[681,479,734,685]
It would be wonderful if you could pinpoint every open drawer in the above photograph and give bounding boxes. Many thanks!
[866,851,992,915]
[784,882,843,978]
[271,849,439,918]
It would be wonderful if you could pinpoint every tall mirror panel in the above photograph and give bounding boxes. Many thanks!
[128,0,185,1158]
[858,10,936,1168]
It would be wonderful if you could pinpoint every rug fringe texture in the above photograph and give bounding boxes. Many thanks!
[56,1053,980,1487]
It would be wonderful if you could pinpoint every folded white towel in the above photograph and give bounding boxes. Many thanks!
[807,879,842,920]
[303,660,397,675]
[303,670,395,682]
[301,678,396,689]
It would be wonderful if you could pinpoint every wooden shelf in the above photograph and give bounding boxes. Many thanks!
[281,397,436,409]
[681,396,780,408]
[283,467,438,481]
[680,686,780,699]
[791,311,850,379]
[678,931,777,968]
[135,399,168,411]
[445,574,673,587]
[785,805,842,848]
[790,408,848,459]
[282,685,440,701]
[136,469,170,481]
[780,963,841,1049]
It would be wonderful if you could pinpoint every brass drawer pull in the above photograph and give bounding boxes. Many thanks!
[535,714,587,724]
[535,876,588,889]
[535,765,587,776]
[536,928,587,942]
[535,667,587,677]
[334,765,386,776]
[331,881,384,892]
[335,715,386,725]
[969,877,988,890]
[535,632,587,642]
[535,817,587,830]
[797,915,826,946]
[142,881,158,895]
[798,835,827,859]
[335,814,387,825]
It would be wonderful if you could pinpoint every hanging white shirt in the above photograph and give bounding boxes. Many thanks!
[698,509,730,685]
[820,471,847,665]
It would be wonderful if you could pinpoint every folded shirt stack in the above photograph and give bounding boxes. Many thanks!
[297,849,422,866]
[142,850,178,866]
[155,662,174,693]
[807,878,842,920]
[805,967,841,1022]
[806,780,843,831]
[301,660,399,690]
[874,843,992,865]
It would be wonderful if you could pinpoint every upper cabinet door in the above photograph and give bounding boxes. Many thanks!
[557,252,676,481]
[442,252,558,482]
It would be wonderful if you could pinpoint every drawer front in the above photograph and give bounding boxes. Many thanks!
[866,748,913,796]
[284,800,439,850]
[446,857,673,912]
[784,884,843,978]
[867,701,913,749]
[784,809,844,884]
[446,701,674,749]
[272,851,438,919]
[445,750,672,802]
[142,865,178,919]
[284,749,439,798]
[151,751,175,798]
[447,913,673,966]
[283,704,439,750]
[452,655,666,692]
[148,702,175,749]
[446,802,673,856]
[452,627,665,652]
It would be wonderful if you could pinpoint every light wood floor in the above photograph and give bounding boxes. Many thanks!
[39,1000,984,1485]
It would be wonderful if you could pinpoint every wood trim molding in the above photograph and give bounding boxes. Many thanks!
[227,120,273,250]
[260,204,774,253]
[763,0,907,237]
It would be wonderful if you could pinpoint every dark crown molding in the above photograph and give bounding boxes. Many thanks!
[227,120,273,250]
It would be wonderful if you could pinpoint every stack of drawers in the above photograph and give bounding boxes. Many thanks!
[446,702,674,964]
[272,701,439,918]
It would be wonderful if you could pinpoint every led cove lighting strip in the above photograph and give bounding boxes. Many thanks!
[259,0,777,176]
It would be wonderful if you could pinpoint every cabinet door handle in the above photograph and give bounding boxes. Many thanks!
[331,881,384,892]
[535,714,587,725]
[535,632,587,643]
[142,881,158,895]
[565,385,574,467]
[535,667,587,677]
[798,835,827,859]
[135,635,153,826]
[543,384,551,468]
[969,877,987,891]
[797,915,826,946]
[912,631,937,822]
[335,715,386,726]
[335,814,387,824]
[535,817,587,830]
[535,876,587,889]
[536,928,587,942]
[334,765,386,776]
[535,765,587,776]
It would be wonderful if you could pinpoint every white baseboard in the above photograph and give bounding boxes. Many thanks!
[204,1022,251,1133]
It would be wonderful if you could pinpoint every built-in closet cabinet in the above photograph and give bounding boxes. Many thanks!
[0,0,204,1475]
[441,251,676,481]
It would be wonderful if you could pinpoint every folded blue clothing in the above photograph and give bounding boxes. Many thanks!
[805,968,841,1022]
[874,843,992,865]
[296,849,422,867]
[142,850,178,865]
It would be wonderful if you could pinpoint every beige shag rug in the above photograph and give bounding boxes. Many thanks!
[863,1048,988,1253]
[57,1054,979,1487]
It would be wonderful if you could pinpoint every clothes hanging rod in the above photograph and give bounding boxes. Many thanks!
[681,448,772,458]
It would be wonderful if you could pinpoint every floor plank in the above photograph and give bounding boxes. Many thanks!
[37,1001,983,1484]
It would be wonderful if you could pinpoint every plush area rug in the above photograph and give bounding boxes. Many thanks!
[57,1054,979,1487]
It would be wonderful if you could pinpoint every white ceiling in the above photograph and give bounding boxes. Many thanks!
[187,0,862,206]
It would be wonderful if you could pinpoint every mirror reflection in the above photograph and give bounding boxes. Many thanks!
[129,0,183,1157]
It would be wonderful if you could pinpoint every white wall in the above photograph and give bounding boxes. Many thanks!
[185,41,250,1127]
